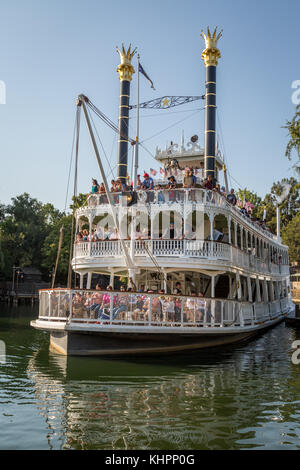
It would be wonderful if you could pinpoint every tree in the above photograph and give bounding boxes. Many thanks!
[70,193,88,211]
[282,213,300,264]
[284,104,300,160]
[283,104,300,178]
[0,193,65,280]
[41,214,73,285]
[236,188,262,219]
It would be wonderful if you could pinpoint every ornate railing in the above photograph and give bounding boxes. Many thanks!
[84,189,276,241]
[73,240,289,275]
[37,289,290,329]
[86,188,226,208]
[74,240,231,261]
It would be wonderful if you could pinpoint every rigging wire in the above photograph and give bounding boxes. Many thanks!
[217,111,246,190]
[67,105,81,289]
[130,106,205,119]
[140,108,204,144]
[63,113,77,213]
[87,105,114,179]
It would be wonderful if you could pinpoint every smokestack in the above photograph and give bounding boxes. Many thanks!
[116,44,136,184]
[201,27,222,184]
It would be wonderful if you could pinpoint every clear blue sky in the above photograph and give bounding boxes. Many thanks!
[0,0,299,211]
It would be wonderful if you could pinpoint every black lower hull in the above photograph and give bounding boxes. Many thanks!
[49,320,284,356]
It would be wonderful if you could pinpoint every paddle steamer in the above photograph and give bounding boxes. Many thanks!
[31,29,295,355]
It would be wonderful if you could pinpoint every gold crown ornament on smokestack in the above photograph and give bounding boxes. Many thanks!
[201,27,222,67]
[116,43,137,81]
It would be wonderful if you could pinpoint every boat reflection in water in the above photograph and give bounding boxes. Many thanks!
[27,324,300,450]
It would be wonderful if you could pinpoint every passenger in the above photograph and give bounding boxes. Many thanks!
[97,291,112,320]
[136,174,142,190]
[227,188,237,206]
[115,179,123,192]
[221,186,227,197]
[214,183,221,194]
[113,286,128,319]
[89,285,104,318]
[151,295,162,321]
[98,182,105,194]
[109,228,119,240]
[82,229,89,241]
[167,176,177,202]
[75,232,83,243]
[162,296,175,322]
[155,185,165,204]
[91,178,99,194]
[202,174,213,190]
[142,173,154,190]
[175,282,182,295]
[183,168,194,188]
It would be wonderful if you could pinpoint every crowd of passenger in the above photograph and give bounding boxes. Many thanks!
[88,168,272,235]
[68,281,207,323]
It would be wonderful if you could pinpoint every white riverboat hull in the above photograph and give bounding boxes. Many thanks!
[31,313,289,356]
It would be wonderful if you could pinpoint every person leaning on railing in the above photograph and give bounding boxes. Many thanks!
[183,168,196,201]
[202,175,213,190]
[226,188,237,206]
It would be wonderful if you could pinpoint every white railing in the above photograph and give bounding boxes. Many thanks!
[74,239,231,261]
[86,189,226,208]
[73,240,288,277]
[84,189,276,241]
[38,289,288,329]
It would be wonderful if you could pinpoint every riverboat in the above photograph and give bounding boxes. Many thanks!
[31,28,295,355]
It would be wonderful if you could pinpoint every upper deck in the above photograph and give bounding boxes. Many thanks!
[73,187,289,279]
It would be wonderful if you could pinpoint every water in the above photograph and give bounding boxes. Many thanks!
[0,303,300,450]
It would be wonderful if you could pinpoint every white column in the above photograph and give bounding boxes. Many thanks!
[209,213,214,241]
[109,270,115,288]
[236,272,242,300]
[240,226,243,251]
[263,278,269,302]
[88,213,93,257]
[269,281,275,301]
[227,216,231,244]
[211,275,215,298]
[234,222,237,246]
[87,272,92,290]
[247,277,252,302]
[256,277,261,302]
[79,274,84,289]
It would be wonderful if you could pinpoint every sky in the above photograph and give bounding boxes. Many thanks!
[0,0,299,212]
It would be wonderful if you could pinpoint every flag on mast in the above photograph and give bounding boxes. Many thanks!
[139,63,155,90]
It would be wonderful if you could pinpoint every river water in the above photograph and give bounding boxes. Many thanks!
[0,303,299,450]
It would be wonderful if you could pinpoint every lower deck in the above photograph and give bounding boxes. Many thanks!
[32,288,294,355]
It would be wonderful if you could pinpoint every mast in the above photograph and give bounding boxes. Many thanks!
[116,44,136,185]
[201,27,222,185]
